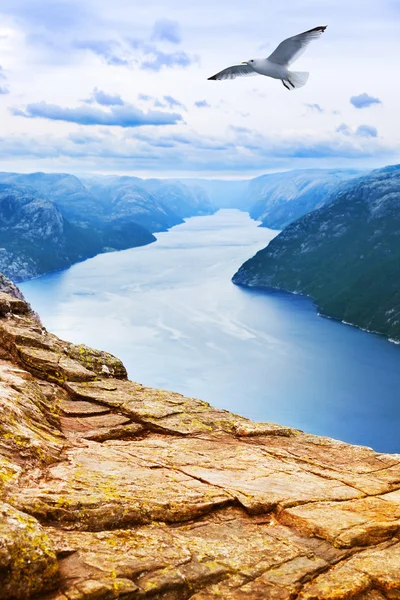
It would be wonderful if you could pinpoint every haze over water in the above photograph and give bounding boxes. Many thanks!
[21,210,400,453]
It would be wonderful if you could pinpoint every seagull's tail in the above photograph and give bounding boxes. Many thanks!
[288,71,309,89]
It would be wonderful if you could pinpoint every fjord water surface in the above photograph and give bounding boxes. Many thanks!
[20,210,400,453]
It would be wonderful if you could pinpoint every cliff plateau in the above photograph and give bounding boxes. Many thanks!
[1,276,400,599]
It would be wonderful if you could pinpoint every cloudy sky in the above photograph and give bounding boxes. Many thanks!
[0,0,399,177]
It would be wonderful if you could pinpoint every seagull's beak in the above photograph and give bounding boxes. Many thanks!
[241,61,248,65]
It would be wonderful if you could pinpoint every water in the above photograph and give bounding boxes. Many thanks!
[20,210,400,453]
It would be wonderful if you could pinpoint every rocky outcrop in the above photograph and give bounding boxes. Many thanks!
[0,272,26,300]
[1,289,400,599]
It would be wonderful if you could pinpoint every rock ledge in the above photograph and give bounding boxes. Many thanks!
[1,290,400,599]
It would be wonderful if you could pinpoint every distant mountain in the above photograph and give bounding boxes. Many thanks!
[183,170,363,221]
[0,172,99,225]
[82,176,180,232]
[144,180,214,218]
[0,172,216,281]
[0,184,155,281]
[247,169,363,229]
[185,179,251,210]
[0,172,216,233]
[80,175,216,232]
[233,165,400,342]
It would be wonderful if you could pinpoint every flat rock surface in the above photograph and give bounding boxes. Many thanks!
[1,292,400,599]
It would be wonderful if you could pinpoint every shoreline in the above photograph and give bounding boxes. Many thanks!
[233,280,400,347]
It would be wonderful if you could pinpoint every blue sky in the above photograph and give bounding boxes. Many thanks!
[0,0,398,176]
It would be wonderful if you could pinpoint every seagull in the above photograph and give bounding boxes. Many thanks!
[208,26,327,90]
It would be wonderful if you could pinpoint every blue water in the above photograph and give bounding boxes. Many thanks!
[20,210,400,453]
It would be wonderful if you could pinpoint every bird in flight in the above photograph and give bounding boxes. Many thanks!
[208,26,327,90]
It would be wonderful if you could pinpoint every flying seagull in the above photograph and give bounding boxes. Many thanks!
[208,26,327,90]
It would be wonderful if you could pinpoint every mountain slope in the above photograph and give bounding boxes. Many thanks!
[233,165,400,341]
[0,184,155,281]
[185,170,362,220]
[0,172,100,225]
[144,180,215,217]
[248,169,363,229]
[81,175,216,231]
[0,171,217,282]
[0,172,216,232]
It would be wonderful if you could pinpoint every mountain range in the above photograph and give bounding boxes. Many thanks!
[0,172,216,281]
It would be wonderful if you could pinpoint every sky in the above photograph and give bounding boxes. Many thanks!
[0,0,399,177]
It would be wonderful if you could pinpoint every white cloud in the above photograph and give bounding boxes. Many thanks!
[0,0,398,174]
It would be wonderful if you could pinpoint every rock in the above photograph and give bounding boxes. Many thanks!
[66,344,127,380]
[60,399,111,417]
[0,273,26,300]
[1,286,400,598]
[0,502,59,600]
[0,292,29,317]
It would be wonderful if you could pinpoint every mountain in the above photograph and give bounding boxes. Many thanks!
[0,172,216,233]
[0,169,362,236]
[233,165,400,342]
[83,176,180,231]
[182,170,363,220]
[80,175,216,231]
[247,169,363,229]
[0,184,155,281]
[0,172,216,281]
[0,172,99,225]
[144,179,215,217]
[2,284,400,600]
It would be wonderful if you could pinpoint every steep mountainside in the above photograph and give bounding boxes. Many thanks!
[248,169,362,229]
[233,165,400,341]
[2,281,400,599]
[0,184,155,281]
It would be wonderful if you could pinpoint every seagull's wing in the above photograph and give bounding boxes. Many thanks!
[208,64,258,80]
[267,25,327,67]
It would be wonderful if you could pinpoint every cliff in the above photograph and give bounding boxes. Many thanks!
[1,278,400,599]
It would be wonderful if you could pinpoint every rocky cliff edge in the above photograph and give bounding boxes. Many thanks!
[1,287,400,599]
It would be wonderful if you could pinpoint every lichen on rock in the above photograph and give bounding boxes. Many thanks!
[1,283,400,599]
[0,502,59,600]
